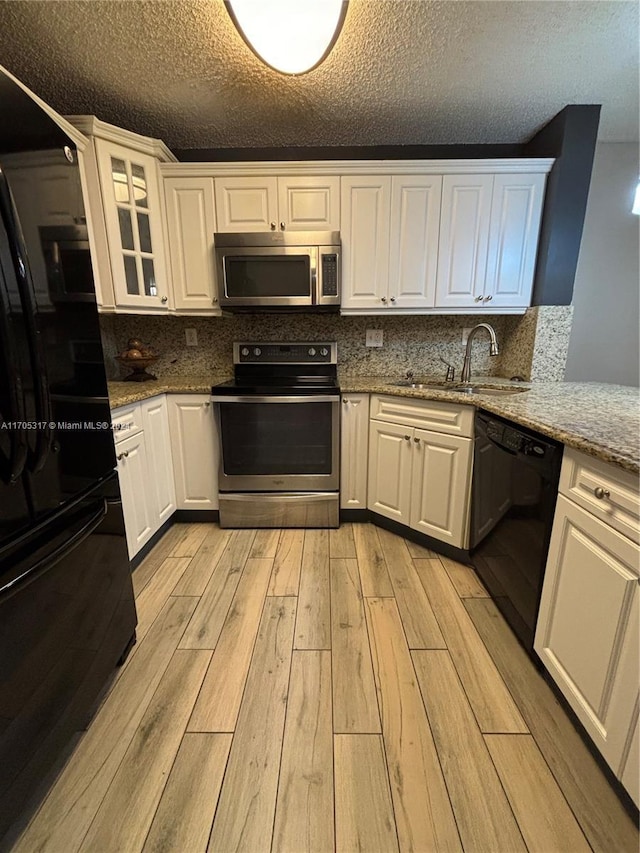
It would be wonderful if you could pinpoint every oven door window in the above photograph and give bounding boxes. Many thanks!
[224,255,311,299]
[220,401,332,475]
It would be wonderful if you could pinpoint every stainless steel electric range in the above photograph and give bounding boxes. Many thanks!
[212,342,340,528]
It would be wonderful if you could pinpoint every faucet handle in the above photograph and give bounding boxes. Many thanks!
[439,356,455,383]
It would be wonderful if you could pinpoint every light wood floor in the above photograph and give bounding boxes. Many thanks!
[8,522,639,853]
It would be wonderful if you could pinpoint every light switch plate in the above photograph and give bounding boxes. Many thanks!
[185,328,198,347]
[366,329,384,347]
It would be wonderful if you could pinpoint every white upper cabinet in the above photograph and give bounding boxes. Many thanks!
[341,175,391,310]
[388,176,441,309]
[164,176,220,313]
[435,174,494,309]
[436,172,546,311]
[95,139,169,311]
[484,173,546,309]
[215,175,339,232]
[277,176,340,231]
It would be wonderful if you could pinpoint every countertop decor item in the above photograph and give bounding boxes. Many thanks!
[116,337,159,382]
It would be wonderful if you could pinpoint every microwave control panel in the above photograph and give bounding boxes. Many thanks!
[321,254,339,297]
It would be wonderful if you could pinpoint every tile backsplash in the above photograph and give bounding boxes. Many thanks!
[100,308,572,383]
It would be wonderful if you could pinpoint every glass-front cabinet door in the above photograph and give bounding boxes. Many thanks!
[95,139,168,310]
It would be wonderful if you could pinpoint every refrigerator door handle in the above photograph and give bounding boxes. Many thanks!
[0,183,29,484]
[0,499,107,602]
[0,168,53,475]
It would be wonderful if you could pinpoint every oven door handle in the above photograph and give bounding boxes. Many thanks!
[211,395,340,404]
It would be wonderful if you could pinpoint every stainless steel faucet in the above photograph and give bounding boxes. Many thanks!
[460,323,499,384]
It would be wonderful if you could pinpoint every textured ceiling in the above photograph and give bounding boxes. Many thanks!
[0,0,637,150]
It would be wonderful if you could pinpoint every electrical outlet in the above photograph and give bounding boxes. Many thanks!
[366,329,384,347]
[461,327,473,346]
[185,328,198,347]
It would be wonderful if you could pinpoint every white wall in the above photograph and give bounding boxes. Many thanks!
[565,143,639,386]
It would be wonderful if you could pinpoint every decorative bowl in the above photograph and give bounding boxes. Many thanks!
[116,355,159,382]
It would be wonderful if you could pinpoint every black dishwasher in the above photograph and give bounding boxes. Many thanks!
[470,411,563,655]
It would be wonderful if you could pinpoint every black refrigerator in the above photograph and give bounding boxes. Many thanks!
[0,70,137,840]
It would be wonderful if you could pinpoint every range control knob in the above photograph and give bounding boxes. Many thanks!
[320,347,328,357]
[308,347,316,357]
[253,347,262,357]
[241,347,249,356]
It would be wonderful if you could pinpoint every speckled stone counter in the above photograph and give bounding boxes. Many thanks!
[107,374,231,409]
[340,375,640,474]
[108,373,640,474]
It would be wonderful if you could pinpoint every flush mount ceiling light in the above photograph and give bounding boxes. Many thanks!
[225,0,348,75]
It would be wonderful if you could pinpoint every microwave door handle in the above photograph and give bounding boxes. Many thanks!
[310,247,318,305]
[0,169,53,474]
[0,217,29,484]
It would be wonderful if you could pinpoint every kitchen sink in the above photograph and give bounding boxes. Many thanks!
[389,381,528,396]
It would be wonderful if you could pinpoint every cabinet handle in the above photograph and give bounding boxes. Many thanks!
[474,295,483,303]
[116,450,129,461]
[342,399,349,405]
[270,222,276,230]
[484,294,493,302]
[594,486,610,500]
[413,437,420,444]
[280,222,286,230]
[381,296,387,304]
[204,401,211,407]
[390,296,396,303]
[404,435,410,441]
[161,295,168,304]
[212,297,218,304]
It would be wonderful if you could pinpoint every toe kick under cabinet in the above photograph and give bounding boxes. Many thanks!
[534,448,640,807]
[367,394,474,548]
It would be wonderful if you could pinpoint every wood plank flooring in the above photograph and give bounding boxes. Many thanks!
[8,521,639,853]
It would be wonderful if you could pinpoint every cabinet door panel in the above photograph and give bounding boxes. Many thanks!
[116,432,153,558]
[141,396,176,526]
[436,174,493,309]
[485,173,545,308]
[410,429,472,548]
[278,176,340,230]
[95,139,168,310]
[389,176,441,308]
[164,177,219,312]
[620,714,639,808]
[535,495,640,772]
[215,176,278,232]
[167,395,218,510]
[340,394,370,509]
[367,420,411,523]
[341,176,391,310]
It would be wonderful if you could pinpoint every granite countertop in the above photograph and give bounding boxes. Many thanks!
[108,373,640,474]
[340,375,640,474]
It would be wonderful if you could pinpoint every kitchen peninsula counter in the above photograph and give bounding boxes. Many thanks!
[108,374,640,474]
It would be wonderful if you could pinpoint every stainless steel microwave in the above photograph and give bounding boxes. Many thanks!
[214,230,340,311]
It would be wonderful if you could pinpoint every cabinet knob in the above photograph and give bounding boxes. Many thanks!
[270,222,276,230]
[280,222,286,230]
[404,435,410,441]
[594,486,610,500]
[212,296,218,304]
[342,398,349,405]
[413,437,420,444]
[474,295,483,303]
[484,294,493,302]
[381,296,387,304]
[161,295,168,304]
[204,401,211,407]
[390,296,396,303]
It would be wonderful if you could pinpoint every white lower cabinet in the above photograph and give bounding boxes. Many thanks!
[141,396,176,526]
[535,449,640,807]
[340,394,370,510]
[367,395,473,548]
[166,394,218,510]
[113,395,175,558]
[114,429,154,559]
